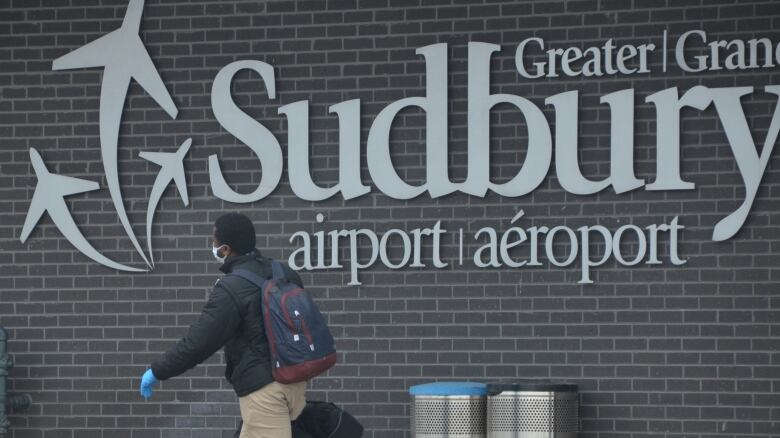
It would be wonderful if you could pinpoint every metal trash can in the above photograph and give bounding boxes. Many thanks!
[409,382,488,438]
[486,380,579,438]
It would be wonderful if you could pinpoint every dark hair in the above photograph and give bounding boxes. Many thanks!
[214,213,256,255]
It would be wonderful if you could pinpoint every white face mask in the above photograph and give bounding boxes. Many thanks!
[212,244,227,263]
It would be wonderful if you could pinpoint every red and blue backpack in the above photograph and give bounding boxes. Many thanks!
[231,258,337,384]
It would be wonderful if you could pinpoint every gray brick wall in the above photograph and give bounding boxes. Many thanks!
[1,0,779,437]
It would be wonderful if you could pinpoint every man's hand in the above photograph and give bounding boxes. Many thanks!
[140,369,158,400]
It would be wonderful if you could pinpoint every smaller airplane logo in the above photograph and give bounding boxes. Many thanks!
[139,139,192,268]
[22,0,189,272]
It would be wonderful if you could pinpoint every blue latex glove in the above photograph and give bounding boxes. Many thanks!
[140,369,158,400]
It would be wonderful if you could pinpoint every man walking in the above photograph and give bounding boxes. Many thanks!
[139,212,308,438]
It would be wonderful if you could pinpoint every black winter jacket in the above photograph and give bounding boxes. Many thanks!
[150,249,304,397]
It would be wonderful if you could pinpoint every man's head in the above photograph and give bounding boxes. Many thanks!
[212,212,256,261]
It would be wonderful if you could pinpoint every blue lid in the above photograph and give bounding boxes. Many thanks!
[409,382,488,396]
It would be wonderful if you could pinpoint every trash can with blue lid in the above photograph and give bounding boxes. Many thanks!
[486,380,579,438]
[409,382,487,438]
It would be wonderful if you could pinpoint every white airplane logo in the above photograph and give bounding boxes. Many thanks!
[21,148,147,272]
[22,0,189,272]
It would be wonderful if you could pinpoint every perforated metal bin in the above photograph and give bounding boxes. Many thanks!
[486,380,579,438]
[409,382,487,438]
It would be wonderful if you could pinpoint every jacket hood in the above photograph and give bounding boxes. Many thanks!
[219,248,263,274]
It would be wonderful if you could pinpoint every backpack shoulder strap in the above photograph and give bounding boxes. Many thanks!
[231,257,287,290]
[216,279,246,322]
[231,269,271,290]
[270,259,286,282]
[248,256,286,282]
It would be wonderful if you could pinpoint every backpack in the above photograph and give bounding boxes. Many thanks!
[231,258,337,384]
[293,401,364,438]
[234,401,364,438]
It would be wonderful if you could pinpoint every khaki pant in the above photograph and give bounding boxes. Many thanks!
[238,381,307,438]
